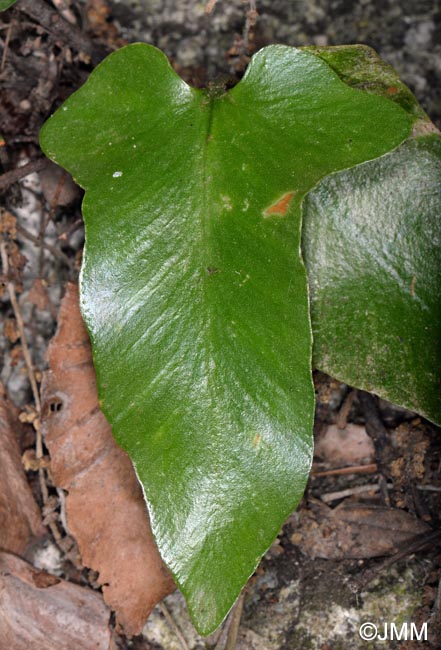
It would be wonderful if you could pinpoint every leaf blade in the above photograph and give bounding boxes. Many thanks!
[40,43,412,633]
[304,134,441,425]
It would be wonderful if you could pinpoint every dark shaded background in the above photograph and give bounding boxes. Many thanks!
[109,0,440,126]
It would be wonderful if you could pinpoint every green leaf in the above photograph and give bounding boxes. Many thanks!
[0,0,16,11]
[40,43,411,634]
[300,44,441,423]
[303,44,429,123]
[304,134,441,425]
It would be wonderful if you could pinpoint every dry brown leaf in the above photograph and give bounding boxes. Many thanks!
[0,209,17,239]
[27,278,50,311]
[293,502,430,560]
[3,317,20,343]
[315,423,375,467]
[0,385,46,554]
[41,283,175,635]
[0,551,115,650]
[40,160,80,208]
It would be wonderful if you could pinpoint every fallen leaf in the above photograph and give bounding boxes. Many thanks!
[0,551,115,650]
[0,210,17,238]
[27,278,49,311]
[3,317,20,342]
[293,502,430,560]
[314,423,375,467]
[40,161,80,208]
[0,384,46,554]
[41,283,175,635]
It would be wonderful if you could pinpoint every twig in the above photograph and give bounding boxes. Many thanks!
[312,463,378,478]
[416,485,441,492]
[320,482,394,503]
[336,389,355,429]
[1,242,41,412]
[0,158,47,193]
[358,391,388,458]
[354,529,441,591]
[0,19,12,71]
[243,0,258,50]
[15,220,76,273]
[58,218,83,242]
[225,592,244,650]
[1,240,64,548]
[159,602,190,650]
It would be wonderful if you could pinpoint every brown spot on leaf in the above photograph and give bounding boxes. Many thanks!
[410,275,416,297]
[264,191,296,217]
[253,434,261,448]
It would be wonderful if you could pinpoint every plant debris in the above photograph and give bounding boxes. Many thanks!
[0,384,46,554]
[41,283,175,635]
[0,551,115,650]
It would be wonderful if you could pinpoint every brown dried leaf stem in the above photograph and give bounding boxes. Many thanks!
[311,463,378,478]
[0,158,47,194]
[15,220,75,273]
[0,241,62,546]
[225,592,245,650]
[1,242,41,414]
[158,602,190,650]
[0,20,12,71]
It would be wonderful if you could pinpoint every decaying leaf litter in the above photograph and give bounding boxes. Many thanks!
[1,1,441,648]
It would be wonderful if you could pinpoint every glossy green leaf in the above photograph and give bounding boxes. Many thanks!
[303,44,429,122]
[304,134,441,425]
[40,43,411,634]
[0,0,16,11]
[300,44,441,423]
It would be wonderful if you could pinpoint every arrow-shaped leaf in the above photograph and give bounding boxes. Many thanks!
[40,44,411,633]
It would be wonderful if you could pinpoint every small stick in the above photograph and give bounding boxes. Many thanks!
[159,602,190,650]
[225,592,245,650]
[1,241,65,548]
[243,0,258,50]
[355,529,441,591]
[0,20,12,71]
[336,389,355,429]
[0,158,47,193]
[312,463,377,478]
[320,482,394,503]
[416,485,441,492]
[58,218,83,242]
[1,242,41,412]
[15,221,76,273]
